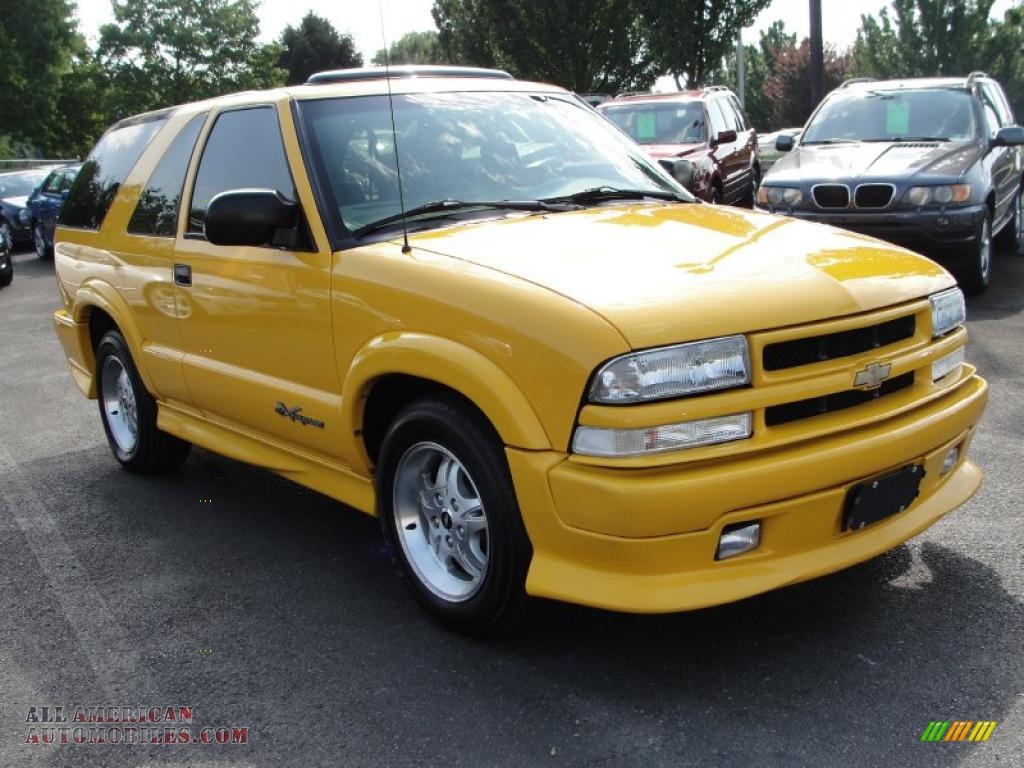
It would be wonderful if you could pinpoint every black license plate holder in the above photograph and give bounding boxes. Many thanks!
[843,464,925,531]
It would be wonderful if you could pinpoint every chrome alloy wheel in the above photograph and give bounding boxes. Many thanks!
[101,356,139,455]
[33,224,45,258]
[392,442,489,602]
[979,217,992,281]
[1016,192,1023,243]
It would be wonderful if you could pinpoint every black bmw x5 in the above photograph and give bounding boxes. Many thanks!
[757,73,1024,293]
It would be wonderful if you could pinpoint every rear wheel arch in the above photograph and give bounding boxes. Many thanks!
[72,285,157,395]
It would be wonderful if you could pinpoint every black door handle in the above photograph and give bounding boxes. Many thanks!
[173,263,192,287]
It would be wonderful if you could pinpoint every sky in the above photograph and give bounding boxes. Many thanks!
[72,0,1016,60]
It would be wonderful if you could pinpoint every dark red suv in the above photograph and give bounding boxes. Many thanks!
[598,87,760,206]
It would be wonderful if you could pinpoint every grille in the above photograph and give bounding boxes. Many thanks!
[813,185,849,208]
[765,372,915,426]
[763,315,916,371]
[855,184,894,208]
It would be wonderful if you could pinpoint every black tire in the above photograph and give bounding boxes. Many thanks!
[33,223,53,260]
[0,256,11,288]
[709,185,723,205]
[994,187,1023,254]
[956,211,992,295]
[740,166,760,208]
[377,395,532,637]
[95,330,191,473]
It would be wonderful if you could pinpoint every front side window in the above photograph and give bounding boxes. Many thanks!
[187,107,296,235]
[600,101,706,145]
[129,114,205,237]
[802,88,978,144]
[708,100,729,137]
[60,117,167,230]
[300,91,686,239]
[42,172,62,194]
[981,83,1012,127]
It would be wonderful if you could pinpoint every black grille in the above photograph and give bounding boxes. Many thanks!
[765,372,915,426]
[813,184,849,208]
[855,184,894,208]
[763,315,916,371]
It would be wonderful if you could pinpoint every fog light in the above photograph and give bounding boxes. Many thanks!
[716,521,761,560]
[941,446,960,475]
[932,347,965,381]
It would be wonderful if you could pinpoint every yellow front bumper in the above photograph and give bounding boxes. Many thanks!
[510,374,987,613]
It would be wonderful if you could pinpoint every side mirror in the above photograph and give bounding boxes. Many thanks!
[713,129,738,146]
[775,134,795,152]
[205,189,299,247]
[658,158,697,191]
[993,125,1024,147]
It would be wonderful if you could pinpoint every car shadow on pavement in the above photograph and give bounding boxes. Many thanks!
[4,442,1020,767]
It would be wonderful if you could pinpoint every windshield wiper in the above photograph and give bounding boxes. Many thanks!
[541,186,689,206]
[352,199,563,238]
[861,136,951,142]
[801,138,859,145]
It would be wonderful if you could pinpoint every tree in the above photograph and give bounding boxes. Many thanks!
[988,3,1024,119]
[431,0,656,93]
[764,40,853,128]
[853,0,999,79]
[372,31,448,66]
[637,0,772,89]
[707,20,798,130]
[0,0,79,155]
[97,0,285,120]
[279,12,362,85]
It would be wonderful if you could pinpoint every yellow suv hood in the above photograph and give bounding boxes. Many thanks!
[410,203,954,349]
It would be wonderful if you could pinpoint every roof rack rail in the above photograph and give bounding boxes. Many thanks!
[306,65,513,85]
[839,77,875,89]
[614,90,653,99]
[966,71,989,85]
[701,85,730,93]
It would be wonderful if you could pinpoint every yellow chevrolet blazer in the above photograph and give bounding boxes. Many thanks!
[52,66,987,635]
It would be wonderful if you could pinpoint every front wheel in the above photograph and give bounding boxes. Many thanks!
[34,223,53,260]
[0,252,12,288]
[96,330,191,473]
[377,396,531,636]
[956,213,992,295]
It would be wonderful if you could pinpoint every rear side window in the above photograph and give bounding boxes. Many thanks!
[187,107,296,235]
[60,117,167,230]
[128,114,206,237]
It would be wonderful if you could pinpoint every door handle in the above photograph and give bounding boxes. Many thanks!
[173,263,192,287]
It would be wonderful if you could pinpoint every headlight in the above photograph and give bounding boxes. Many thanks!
[904,184,971,206]
[932,347,965,381]
[930,287,966,337]
[589,335,750,404]
[757,186,802,206]
[573,412,753,457]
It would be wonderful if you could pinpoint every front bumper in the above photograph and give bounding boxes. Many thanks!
[510,374,987,613]
[755,203,985,258]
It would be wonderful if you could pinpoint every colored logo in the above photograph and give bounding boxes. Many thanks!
[920,721,997,742]
[853,361,892,390]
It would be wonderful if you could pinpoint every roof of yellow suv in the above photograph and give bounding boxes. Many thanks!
[112,67,570,130]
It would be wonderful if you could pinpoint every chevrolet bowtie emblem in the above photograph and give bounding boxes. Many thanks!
[853,362,892,390]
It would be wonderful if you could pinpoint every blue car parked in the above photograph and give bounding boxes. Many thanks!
[23,163,81,260]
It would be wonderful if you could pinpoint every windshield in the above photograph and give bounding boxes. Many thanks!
[298,91,687,236]
[599,101,706,145]
[802,88,978,144]
[0,170,48,198]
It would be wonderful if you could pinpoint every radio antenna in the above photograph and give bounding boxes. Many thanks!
[379,1,411,254]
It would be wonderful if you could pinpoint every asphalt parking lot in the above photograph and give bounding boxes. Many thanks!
[1,243,1021,767]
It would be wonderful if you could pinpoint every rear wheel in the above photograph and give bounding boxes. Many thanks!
[0,252,12,288]
[377,395,531,636]
[34,223,52,260]
[995,188,1023,254]
[956,213,992,295]
[96,330,191,473]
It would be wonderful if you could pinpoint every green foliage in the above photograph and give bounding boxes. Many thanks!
[988,4,1024,118]
[0,0,79,156]
[432,0,656,92]
[707,21,798,130]
[279,12,362,85]
[763,41,853,128]
[97,0,286,120]
[853,0,998,78]
[373,31,448,66]
[638,0,772,89]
